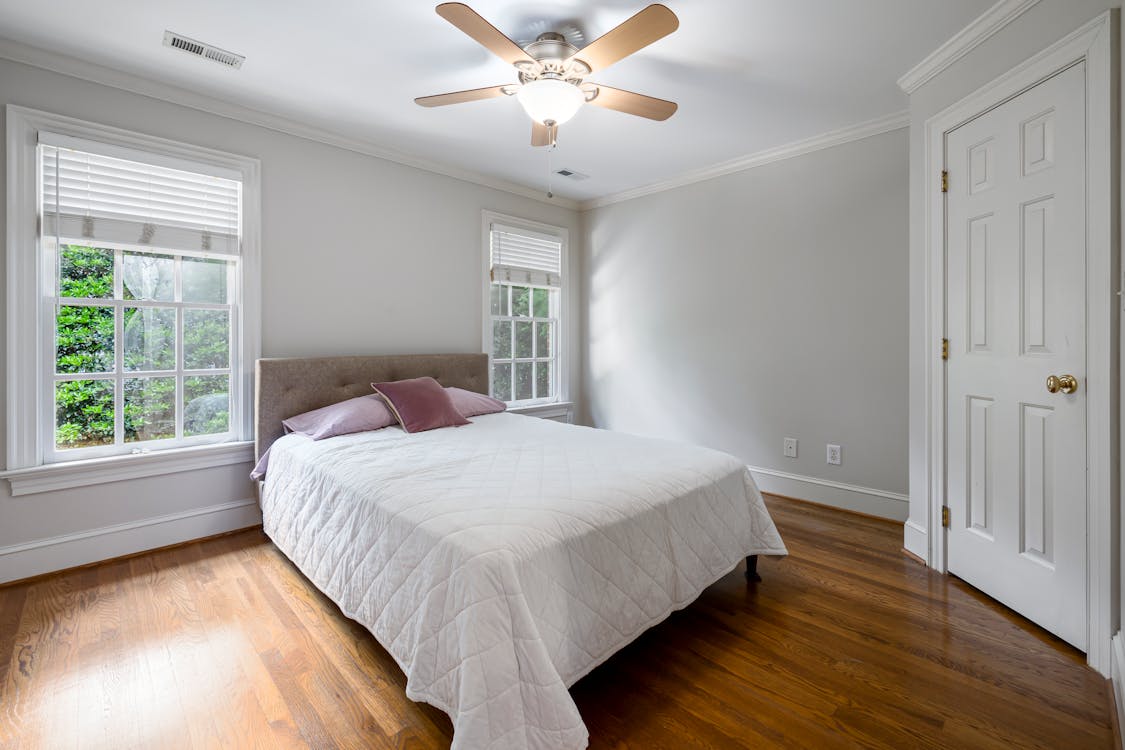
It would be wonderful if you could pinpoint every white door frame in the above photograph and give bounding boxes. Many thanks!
[922,11,1118,675]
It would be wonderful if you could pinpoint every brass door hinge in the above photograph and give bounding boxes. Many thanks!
[941,170,948,193]
[941,506,951,528]
[941,338,949,360]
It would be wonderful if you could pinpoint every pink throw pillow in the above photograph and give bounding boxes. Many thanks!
[372,377,470,433]
[446,387,507,417]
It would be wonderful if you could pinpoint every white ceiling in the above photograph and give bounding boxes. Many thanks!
[0,0,993,202]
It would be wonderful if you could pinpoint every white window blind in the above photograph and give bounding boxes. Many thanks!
[40,133,241,256]
[490,223,562,287]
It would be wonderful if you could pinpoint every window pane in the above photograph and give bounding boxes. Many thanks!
[124,307,175,371]
[489,284,501,315]
[511,286,530,317]
[515,362,533,400]
[122,252,174,301]
[536,361,551,400]
[532,288,549,318]
[492,363,512,401]
[492,320,511,359]
[515,321,533,358]
[59,245,113,299]
[56,305,114,374]
[124,377,176,442]
[185,375,229,436]
[184,309,230,369]
[183,258,229,304]
[55,379,114,449]
[535,322,552,358]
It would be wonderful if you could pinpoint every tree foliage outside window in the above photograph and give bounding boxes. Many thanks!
[489,282,557,404]
[54,244,232,449]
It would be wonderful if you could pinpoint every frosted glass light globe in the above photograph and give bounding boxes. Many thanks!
[517,78,585,125]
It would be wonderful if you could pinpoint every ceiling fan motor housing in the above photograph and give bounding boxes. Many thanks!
[517,31,590,84]
[525,32,577,61]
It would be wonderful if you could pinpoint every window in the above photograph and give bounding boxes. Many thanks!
[483,215,567,405]
[6,108,260,477]
[41,142,241,459]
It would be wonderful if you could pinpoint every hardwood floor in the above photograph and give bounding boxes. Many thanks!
[0,496,1115,749]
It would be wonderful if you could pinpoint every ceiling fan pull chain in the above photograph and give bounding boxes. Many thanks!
[546,142,553,198]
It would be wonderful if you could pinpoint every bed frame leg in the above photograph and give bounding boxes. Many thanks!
[745,555,761,583]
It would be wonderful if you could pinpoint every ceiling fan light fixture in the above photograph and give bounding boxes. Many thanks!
[517,78,585,126]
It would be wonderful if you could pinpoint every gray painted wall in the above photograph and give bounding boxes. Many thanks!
[581,128,909,516]
[0,56,580,579]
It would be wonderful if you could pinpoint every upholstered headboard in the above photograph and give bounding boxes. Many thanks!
[254,353,489,461]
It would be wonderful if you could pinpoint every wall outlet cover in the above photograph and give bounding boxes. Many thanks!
[783,438,798,458]
[827,444,842,465]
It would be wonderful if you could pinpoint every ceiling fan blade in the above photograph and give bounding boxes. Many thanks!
[415,85,511,107]
[436,3,535,66]
[587,84,677,121]
[568,4,678,74]
[531,121,551,147]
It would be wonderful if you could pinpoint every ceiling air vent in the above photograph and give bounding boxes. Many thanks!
[555,169,589,181]
[163,31,245,69]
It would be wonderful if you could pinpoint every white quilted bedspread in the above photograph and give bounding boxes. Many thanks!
[261,413,786,750]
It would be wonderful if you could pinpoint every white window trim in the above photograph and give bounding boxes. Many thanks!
[2,441,255,497]
[481,210,569,405]
[509,401,574,422]
[3,105,261,494]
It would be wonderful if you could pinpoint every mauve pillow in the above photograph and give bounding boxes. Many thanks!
[371,377,470,433]
[249,448,271,481]
[446,387,506,417]
[281,394,397,440]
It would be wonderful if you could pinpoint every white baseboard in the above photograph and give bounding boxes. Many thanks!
[748,465,909,521]
[1112,633,1125,749]
[903,520,928,562]
[0,497,262,584]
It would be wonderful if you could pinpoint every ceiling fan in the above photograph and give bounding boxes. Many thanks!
[415,3,679,147]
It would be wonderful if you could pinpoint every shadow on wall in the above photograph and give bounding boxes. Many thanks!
[582,127,909,497]
[585,201,741,446]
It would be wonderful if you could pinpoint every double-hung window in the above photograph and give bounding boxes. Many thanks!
[484,215,567,405]
[42,140,241,458]
[5,108,260,481]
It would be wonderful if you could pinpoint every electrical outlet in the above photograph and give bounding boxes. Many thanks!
[783,438,798,458]
[827,444,842,465]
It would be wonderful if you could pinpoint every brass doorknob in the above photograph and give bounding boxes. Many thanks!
[1046,374,1078,394]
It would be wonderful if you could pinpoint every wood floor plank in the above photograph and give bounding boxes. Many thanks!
[0,584,30,750]
[759,535,1110,726]
[13,572,91,750]
[176,542,279,750]
[73,562,133,750]
[123,552,202,748]
[251,546,418,739]
[0,495,1114,749]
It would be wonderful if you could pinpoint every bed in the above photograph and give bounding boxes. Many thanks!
[255,353,787,750]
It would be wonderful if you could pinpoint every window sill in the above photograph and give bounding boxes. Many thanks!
[508,401,573,422]
[1,441,255,497]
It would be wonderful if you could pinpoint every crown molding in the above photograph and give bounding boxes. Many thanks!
[579,110,909,211]
[0,37,580,211]
[897,0,1043,94]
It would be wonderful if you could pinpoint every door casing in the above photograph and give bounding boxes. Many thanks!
[921,11,1118,675]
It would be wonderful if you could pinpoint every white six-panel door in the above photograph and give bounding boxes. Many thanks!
[945,62,1087,650]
